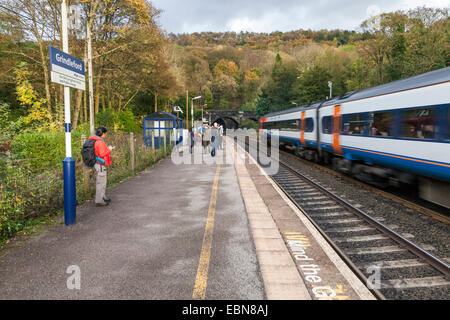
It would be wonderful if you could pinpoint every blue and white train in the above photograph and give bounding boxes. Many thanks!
[260,67,450,208]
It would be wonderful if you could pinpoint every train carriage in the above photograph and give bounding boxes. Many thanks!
[261,105,320,160]
[261,67,450,208]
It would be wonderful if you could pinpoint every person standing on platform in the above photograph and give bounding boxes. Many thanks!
[202,124,211,154]
[210,122,220,156]
[89,127,114,206]
[218,124,223,150]
[189,127,194,153]
[200,124,205,144]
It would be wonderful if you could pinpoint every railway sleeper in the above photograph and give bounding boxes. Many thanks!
[360,259,428,269]
[378,276,450,289]
[333,233,414,243]
[346,244,435,255]
[327,224,399,233]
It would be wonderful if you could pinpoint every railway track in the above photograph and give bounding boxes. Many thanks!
[239,137,450,300]
[280,148,450,225]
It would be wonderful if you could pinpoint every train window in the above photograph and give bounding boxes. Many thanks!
[342,114,368,135]
[304,118,314,132]
[322,116,332,134]
[263,119,300,131]
[370,112,393,136]
[401,108,437,139]
[275,119,299,131]
[263,121,276,130]
[284,119,300,131]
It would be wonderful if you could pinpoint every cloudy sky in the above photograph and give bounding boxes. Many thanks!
[150,0,449,34]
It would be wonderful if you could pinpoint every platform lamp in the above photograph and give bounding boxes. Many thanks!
[191,96,201,128]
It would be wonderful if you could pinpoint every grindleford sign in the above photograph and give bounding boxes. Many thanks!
[49,46,85,90]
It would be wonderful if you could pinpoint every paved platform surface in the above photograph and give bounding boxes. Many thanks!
[0,142,264,299]
[0,137,375,300]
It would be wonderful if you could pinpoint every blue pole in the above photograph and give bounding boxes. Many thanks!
[61,1,76,226]
[63,157,76,225]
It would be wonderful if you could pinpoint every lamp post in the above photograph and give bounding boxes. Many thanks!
[191,96,201,128]
[328,81,333,99]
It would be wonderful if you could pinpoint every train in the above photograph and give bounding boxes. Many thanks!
[260,67,450,209]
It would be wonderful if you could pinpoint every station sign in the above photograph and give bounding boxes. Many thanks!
[49,46,85,90]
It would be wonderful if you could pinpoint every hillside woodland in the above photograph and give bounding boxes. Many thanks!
[0,3,448,130]
[0,1,448,242]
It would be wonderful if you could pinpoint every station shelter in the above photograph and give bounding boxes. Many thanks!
[143,111,183,149]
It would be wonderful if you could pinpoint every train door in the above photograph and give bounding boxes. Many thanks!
[259,117,267,135]
[332,105,343,154]
[300,111,305,147]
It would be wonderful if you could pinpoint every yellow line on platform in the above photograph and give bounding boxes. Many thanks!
[192,165,221,300]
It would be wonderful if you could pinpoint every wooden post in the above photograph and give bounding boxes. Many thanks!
[81,134,89,197]
[173,128,176,147]
[151,130,155,152]
[130,132,135,173]
[163,130,167,154]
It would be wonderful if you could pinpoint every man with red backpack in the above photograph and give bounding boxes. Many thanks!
[89,127,113,206]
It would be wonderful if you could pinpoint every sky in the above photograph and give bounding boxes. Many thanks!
[150,0,450,34]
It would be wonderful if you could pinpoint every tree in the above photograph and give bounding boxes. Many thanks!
[255,95,271,118]
[404,7,449,75]
[213,59,239,80]
[0,0,57,120]
[14,62,52,131]
[212,73,238,109]
[380,12,409,81]
[182,52,212,94]
[291,65,331,105]
[261,54,297,109]
[241,68,262,103]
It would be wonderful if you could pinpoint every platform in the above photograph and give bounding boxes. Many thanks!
[0,137,374,300]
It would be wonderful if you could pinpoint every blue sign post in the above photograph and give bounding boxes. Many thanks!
[63,156,77,225]
[49,1,85,226]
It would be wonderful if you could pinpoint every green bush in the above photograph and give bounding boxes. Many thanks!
[116,110,137,132]
[0,103,27,136]
[95,108,116,128]
[73,122,91,134]
[10,131,85,169]
[95,108,137,132]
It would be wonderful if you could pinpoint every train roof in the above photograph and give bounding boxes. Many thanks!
[263,103,320,118]
[263,66,450,119]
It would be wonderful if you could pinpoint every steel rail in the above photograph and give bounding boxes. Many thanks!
[238,137,386,300]
[240,137,449,299]
[278,159,450,278]
[273,162,386,300]
[280,149,450,225]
